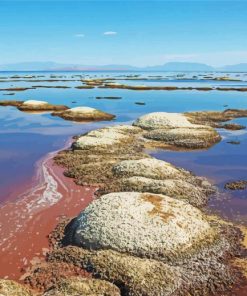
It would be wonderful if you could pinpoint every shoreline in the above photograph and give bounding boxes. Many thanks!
[0,143,96,280]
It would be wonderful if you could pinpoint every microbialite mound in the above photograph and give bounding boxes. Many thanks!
[52,106,116,122]
[0,100,68,112]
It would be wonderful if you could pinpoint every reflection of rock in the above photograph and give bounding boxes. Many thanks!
[52,106,115,122]
[68,192,215,261]
[0,279,33,296]
[225,180,247,190]
[43,278,120,296]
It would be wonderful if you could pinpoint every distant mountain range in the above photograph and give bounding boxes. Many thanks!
[1,61,247,72]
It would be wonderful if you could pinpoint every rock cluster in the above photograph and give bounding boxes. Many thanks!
[0,100,116,122]
[48,112,246,295]
[4,111,244,296]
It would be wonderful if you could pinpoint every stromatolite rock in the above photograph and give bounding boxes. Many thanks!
[66,192,216,261]
[52,106,115,122]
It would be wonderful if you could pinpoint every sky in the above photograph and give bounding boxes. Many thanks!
[0,0,247,67]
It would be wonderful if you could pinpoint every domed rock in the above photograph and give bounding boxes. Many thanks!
[18,100,68,112]
[112,158,189,180]
[133,112,204,130]
[43,277,120,296]
[67,192,215,261]
[73,125,140,150]
[0,279,33,296]
[52,106,115,122]
[144,127,221,149]
[120,176,208,206]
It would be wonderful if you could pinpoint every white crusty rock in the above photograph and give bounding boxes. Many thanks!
[112,158,189,179]
[69,192,215,261]
[133,112,205,130]
[52,106,115,122]
[121,176,208,206]
[22,99,48,106]
[73,125,140,150]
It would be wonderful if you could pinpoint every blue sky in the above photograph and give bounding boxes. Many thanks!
[0,0,247,66]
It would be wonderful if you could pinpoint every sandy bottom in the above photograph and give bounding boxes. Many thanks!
[0,150,96,280]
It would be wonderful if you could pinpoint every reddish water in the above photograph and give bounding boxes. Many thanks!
[0,151,96,280]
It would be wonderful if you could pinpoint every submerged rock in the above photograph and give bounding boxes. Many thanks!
[52,106,115,122]
[43,277,120,296]
[224,180,247,190]
[0,279,33,296]
[67,192,215,261]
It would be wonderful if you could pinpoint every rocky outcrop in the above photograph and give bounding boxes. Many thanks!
[55,125,214,207]
[52,106,116,122]
[0,279,34,296]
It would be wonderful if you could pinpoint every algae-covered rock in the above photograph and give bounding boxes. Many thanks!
[43,277,120,296]
[0,279,33,296]
[52,106,115,122]
[144,127,221,149]
[48,246,182,296]
[66,192,215,261]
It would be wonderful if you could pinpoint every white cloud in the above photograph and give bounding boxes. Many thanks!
[103,31,117,36]
[75,34,85,38]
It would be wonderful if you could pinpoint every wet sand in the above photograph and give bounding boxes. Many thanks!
[0,148,96,280]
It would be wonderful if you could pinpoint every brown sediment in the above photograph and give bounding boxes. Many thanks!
[0,87,33,91]
[0,100,23,107]
[75,85,95,89]
[0,150,96,281]
[32,85,71,89]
